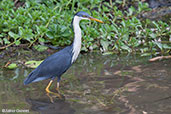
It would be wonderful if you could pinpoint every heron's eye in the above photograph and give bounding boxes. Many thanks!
[82,15,86,17]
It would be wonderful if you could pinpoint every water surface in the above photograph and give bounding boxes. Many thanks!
[0,51,171,114]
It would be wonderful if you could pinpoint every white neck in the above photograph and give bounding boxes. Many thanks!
[72,16,82,63]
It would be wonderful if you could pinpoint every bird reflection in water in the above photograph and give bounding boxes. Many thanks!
[26,95,75,114]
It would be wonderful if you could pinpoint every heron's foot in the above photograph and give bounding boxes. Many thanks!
[45,80,63,101]
[46,91,65,103]
[46,93,55,103]
[46,88,62,99]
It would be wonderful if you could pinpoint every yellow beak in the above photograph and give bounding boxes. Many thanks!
[89,17,104,23]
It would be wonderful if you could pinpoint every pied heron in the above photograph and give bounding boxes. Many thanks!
[24,11,103,96]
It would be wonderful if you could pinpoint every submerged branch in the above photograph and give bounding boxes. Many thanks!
[149,56,171,62]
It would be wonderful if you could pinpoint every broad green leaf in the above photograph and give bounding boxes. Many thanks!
[8,31,19,39]
[15,40,21,45]
[19,27,24,36]
[0,38,2,44]
[163,44,171,49]
[100,40,109,52]
[46,31,54,39]
[149,33,156,39]
[155,42,163,50]
[121,45,131,52]
[3,38,10,44]
[38,37,45,42]
[0,33,5,37]
[81,46,88,52]
[34,45,48,52]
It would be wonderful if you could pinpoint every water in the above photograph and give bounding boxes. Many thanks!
[0,51,171,114]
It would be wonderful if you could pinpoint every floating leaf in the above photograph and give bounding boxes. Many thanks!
[7,63,18,69]
[25,60,43,68]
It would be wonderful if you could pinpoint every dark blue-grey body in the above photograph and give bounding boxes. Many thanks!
[24,45,73,85]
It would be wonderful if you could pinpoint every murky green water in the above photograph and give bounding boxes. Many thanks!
[0,51,171,114]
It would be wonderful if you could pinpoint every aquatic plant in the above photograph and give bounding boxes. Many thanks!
[0,0,170,56]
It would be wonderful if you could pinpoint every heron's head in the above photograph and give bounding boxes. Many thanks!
[74,11,103,23]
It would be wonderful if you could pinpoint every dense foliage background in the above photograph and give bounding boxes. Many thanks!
[0,0,171,56]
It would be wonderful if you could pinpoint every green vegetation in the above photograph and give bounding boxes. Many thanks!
[7,63,18,69]
[24,60,43,68]
[0,0,170,56]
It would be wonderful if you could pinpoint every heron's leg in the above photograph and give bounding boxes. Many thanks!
[56,77,60,92]
[56,82,60,91]
[45,80,62,99]
[45,80,53,93]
